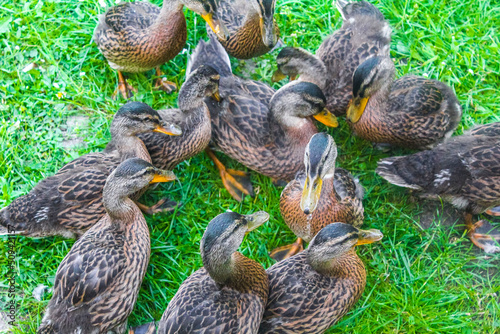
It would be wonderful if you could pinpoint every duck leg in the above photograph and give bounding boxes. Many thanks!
[486,206,500,216]
[113,71,136,99]
[136,198,180,215]
[465,213,500,253]
[205,148,254,202]
[154,67,177,94]
[269,238,304,261]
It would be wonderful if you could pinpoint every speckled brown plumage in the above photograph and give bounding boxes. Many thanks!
[278,1,391,116]
[94,1,187,73]
[188,35,276,104]
[320,1,391,115]
[350,67,462,149]
[158,211,270,334]
[376,122,500,215]
[209,0,279,59]
[258,222,382,334]
[37,158,169,334]
[138,66,221,170]
[158,253,268,334]
[281,169,364,243]
[188,37,328,183]
[0,102,166,238]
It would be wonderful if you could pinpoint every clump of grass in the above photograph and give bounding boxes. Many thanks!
[0,0,499,333]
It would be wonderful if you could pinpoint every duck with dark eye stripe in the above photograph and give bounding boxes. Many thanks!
[0,102,180,238]
[346,56,462,149]
[37,158,176,334]
[187,32,338,202]
[270,133,364,261]
[208,0,280,59]
[157,211,270,334]
[94,0,228,99]
[258,223,383,334]
[138,66,221,213]
[272,0,391,116]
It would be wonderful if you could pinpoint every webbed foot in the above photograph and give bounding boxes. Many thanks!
[136,198,181,215]
[206,148,254,202]
[154,67,177,94]
[465,214,500,253]
[486,206,500,217]
[269,238,304,261]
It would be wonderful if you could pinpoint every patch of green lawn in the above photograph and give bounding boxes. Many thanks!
[0,0,499,333]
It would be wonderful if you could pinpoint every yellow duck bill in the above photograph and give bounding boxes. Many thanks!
[313,109,338,128]
[300,176,323,215]
[202,13,230,41]
[347,97,369,123]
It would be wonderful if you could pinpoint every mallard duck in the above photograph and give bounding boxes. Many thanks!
[139,65,221,172]
[272,0,391,116]
[157,211,270,334]
[376,122,500,253]
[37,158,175,334]
[187,35,276,104]
[209,0,280,59]
[258,223,383,334]
[94,0,228,99]
[187,37,338,202]
[0,102,179,238]
[270,133,364,261]
[346,56,462,149]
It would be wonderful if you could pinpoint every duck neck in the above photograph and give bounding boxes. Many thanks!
[103,188,138,222]
[307,248,363,277]
[178,82,209,111]
[271,106,317,144]
[298,59,327,89]
[108,127,152,163]
[159,0,184,17]
[204,251,267,297]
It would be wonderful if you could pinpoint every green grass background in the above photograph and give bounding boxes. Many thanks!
[1,0,499,332]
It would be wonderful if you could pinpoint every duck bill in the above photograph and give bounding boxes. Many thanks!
[202,13,229,41]
[212,90,222,102]
[260,17,277,48]
[150,170,176,184]
[272,68,287,82]
[347,97,369,123]
[356,229,383,245]
[313,109,338,128]
[300,175,323,214]
[244,211,270,233]
[153,123,182,136]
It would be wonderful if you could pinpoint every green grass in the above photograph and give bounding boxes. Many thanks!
[1,0,499,333]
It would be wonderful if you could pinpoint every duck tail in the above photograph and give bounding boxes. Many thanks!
[187,34,232,78]
[376,156,428,191]
[129,322,156,334]
[337,0,386,22]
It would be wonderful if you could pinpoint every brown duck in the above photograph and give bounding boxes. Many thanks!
[272,0,391,116]
[271,133,364,261]
[37,158,175,334]
[347,56,462,149]
[377,122,500,253]
[259,223,383,334]
[139,65,220,172]
[209,0,280,59]
[0,102,179,238]
[157,211,270,334]
[187,37,338,202]
[94,0,228,99]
